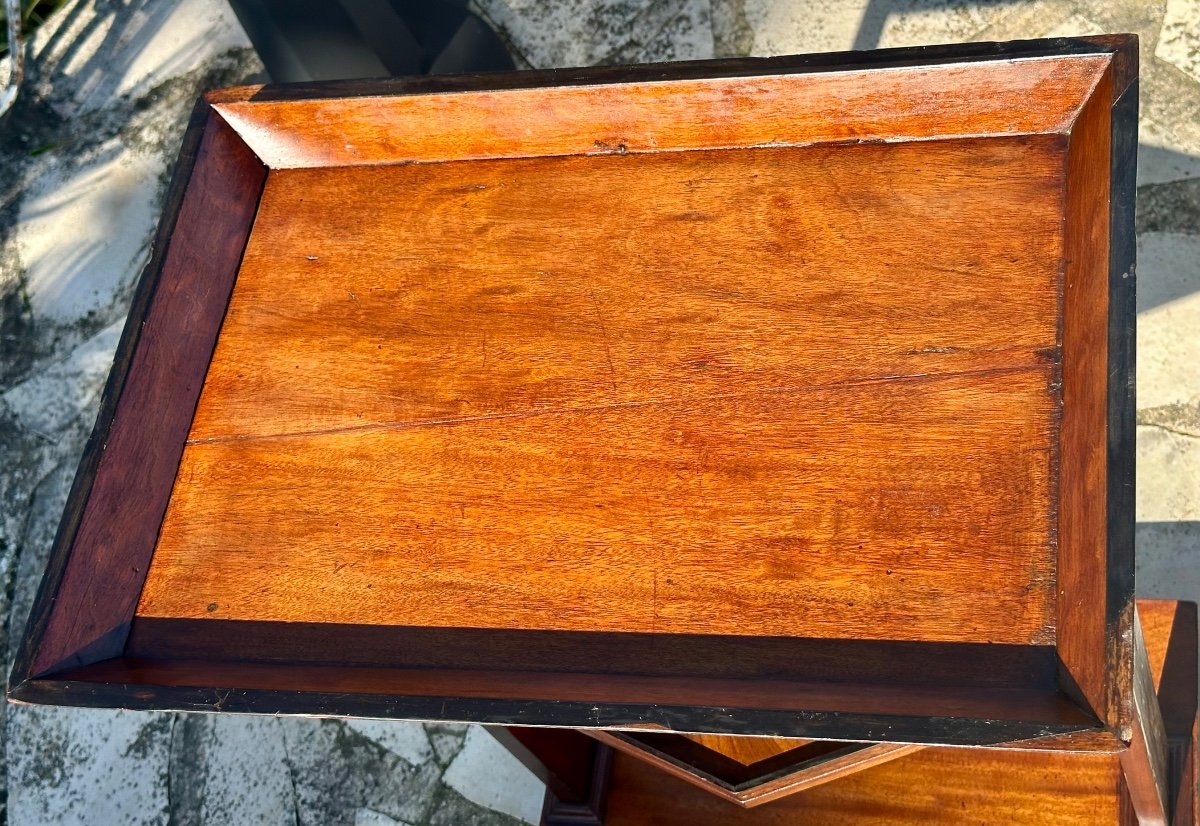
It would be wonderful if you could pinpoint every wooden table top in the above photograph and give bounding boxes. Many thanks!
[11,35,1141,749]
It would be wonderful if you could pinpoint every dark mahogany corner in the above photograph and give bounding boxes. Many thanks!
[8,35,1143,753]
[7,101,267,687]
[493,729,612,826]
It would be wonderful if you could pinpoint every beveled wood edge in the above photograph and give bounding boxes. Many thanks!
[122,617,1064,690]
[587,730,921,808]
[7,102,268,688]
[207,34,1136,105]
[7,658,1102,746]
[201,36,1135,170]
[1106,72,1140,736]
[1145,601,1199,826]
[7,98,214,690]
[1054,34,1138,741]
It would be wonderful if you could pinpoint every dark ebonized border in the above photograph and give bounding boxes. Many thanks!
[1106,73,1139,730]
[12,670,1097,746]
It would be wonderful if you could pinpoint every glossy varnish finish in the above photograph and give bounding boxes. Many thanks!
[604,748,1127,825]
[9,36,1141,748]
[209,55,1109,168]
[589,730,921,808]
[140,137,1063,643]
[680,734,809,765]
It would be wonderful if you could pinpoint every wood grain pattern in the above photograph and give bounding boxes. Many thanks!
[1058,63,1117,731]
[26,109,266,678]
[141,370,1056,640]
[139,137,1065,644]
[679,734,808,766]
[8,36,1141,748]
[186,138,1064,441]
[603,747,1124,825]
[209,55,1109,168]
[591,730,920,808]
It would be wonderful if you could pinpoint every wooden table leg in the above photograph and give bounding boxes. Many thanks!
[491,727,613,825]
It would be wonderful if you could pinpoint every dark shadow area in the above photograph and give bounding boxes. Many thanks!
[225,0,513,82]
[1137,522,1200,601]
[852,0,1016,50]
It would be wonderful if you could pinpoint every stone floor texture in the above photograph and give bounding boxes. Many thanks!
[0,0,1197,823]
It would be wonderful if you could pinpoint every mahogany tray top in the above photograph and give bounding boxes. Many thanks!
[10,35,1139,749]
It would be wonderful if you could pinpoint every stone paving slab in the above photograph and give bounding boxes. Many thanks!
[1,0,1198,823]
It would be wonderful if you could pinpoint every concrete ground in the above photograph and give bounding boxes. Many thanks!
[0,0,1197,823]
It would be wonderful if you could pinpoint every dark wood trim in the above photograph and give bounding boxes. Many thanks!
[490,728,600,805]
[9,655,1099,745]
[7,98,212,688]
[495,729,611,826]
[22,110,266,679]
[604,735,861,788]
[1120,610,1170,825]
[1158,603,1198,825]
[8,103,267,686]
[125,617,1059,689]
[541,744,611,826]
[1106,72,1140,737]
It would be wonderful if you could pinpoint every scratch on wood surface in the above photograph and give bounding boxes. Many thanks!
[586,288,619,393]
[186,362,1046,447]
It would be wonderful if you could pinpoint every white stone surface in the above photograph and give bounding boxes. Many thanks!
[1138,232,1200,410]
[17,148,161,323]
[442,728,544,825]
[355,810,414,826]
[707,0,1043,57]
[1138,425,1200,522]
[475,0,713,68]
[2,319,120,436]
[7,707,171,826]
[1139,138,1200,186]
[194,716,297,826]
[345,720,435,767]
[1157,0,1200,84]
[30,0,251,116]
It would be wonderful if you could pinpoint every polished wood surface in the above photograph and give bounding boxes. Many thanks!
[208,54,1109,168]
[10,36,1140,745]
[140,137,1063,644]
[591,730,920,808]
[1142,602,1199,826]
[604,748,1127,826]
[680,734,809,766]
